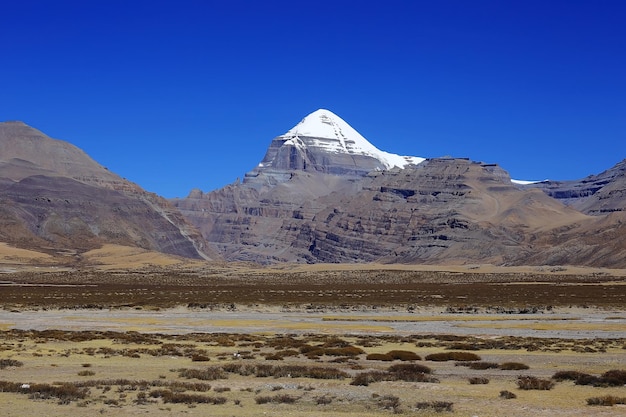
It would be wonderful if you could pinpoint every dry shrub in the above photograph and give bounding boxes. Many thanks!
[263,353,285,361]
[387,350,421,361]
[601,369,626,386]
[77,370,95,376]
[467,361,499,370]
[394,370,437,383]
[446,342,480,351]
[58,378,211,393]
[499,362,529,370]
[301,345,364,358]
[178,366,228,380]
[149,389,226,404]
[469,377,489,384]
[264,349,300,360]
[415,401,453,412]
[316,395,332,405]
[552,370,590,381]
[254,364,274,378]
[212,336,236,347]
[587,395,626,406]
[351,365,437,386]
[350,371,388,386]
[328,346,365,356]
[269,365,348,380]
[268,337,307,350]
[26,383,89,404]
[388,363,433,377]
[222,363,255,376]
[167,381,212,392]
[366,353,394,361]
[255,394,298,404]
[0,359,24,369]
[191,354,210,362]
[320,337,351,348]
[426,352,481,362]
[575,374,602,386]
[221,363,347,380]
[499,390,517,399]
[272,394,298,404]
[0,381,22,392]
[376,394,401,412]
[574,369,626,387]
[135,391,150,405]
[517,376,554,390]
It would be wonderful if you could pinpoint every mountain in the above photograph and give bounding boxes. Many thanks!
[4,112,624,268]
[174,109,425,262]
[525,159,626,215]
[174,109,626,267]
[243,109,424,188]
[0,121,217,261]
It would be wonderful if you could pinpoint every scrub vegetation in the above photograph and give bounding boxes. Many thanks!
[0,266,624,416]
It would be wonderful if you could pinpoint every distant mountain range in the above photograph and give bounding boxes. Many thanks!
[1,111,625,268]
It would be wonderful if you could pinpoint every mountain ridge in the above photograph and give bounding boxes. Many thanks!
[0,120,218,262]
[2,112,626,268]
[174,110,626,267]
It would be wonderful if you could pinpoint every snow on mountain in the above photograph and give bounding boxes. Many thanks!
[260,109,537,185]
[280,109,425,170]
[511,179,544,185]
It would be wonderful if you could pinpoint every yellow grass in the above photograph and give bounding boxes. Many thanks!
[0,242,53,265]
[280,262,626,277]
[57,315,394,333]
[322,315,580,322]
[459,321,626,331]
[81,244,200,270]
[0,323,14,331]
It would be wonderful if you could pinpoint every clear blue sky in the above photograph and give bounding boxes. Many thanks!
[2,0,625,198]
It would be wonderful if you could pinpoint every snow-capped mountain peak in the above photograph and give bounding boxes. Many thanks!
[283,109,370,151]
[280,109,424,170]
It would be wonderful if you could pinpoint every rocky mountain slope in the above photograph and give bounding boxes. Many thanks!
[526,159,626,215]
[174,110,626,267]
[0,121,217,261]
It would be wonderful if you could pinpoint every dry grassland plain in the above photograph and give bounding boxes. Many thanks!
[0,262,625,416]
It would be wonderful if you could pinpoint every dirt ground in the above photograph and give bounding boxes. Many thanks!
[0,263,625,416]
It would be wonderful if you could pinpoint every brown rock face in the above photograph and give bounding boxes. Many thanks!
[176,157,626,266]
[527,159,626,215]
[174,172,362,262]
[0,121,216,260]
